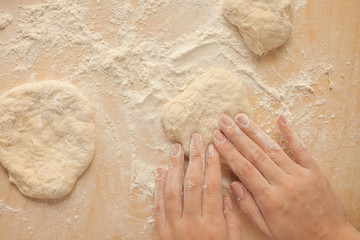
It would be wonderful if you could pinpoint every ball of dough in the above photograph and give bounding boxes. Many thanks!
[162,69,252,156]
[0,81,95,199]
[223,0,292,55]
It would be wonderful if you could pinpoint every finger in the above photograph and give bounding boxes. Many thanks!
[165,144,184,222]
[213,130,269,196]
[154,167,168,233]
[183,133,205,217]
[223,194,242,240]
[277,115,319,170]
[234,113,299,174]
[219,114,284,183]
[231,182,272,239]
[203,144,222,217]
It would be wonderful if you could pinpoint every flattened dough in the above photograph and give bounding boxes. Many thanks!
[162,69,252,156]
[223,0,292,55]
[0,81,95,199]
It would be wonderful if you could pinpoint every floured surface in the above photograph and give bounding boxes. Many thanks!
[0,0,359,239]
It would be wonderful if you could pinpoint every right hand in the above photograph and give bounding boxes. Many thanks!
[213,113,360,240]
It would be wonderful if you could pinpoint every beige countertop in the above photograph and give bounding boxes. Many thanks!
[0,0,359,239]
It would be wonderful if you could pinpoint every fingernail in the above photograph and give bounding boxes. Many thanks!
[279,115,288,125]
[207,144,215,156]
[156,168,164,179]
[171,144,181,157]
[191,133,202,146]
[231,182,243,200]
[235,113,249,127]
[226,194,234,210]
[213,130,225,143]
[220,114,234,128]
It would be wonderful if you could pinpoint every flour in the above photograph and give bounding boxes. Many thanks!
[0,0,345,238]
[293,0,307,13]
[0,11,13,29]
[0,199,22,214]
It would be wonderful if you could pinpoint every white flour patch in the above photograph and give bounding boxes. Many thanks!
[0,199,23,214]
[0,10,13,29]
[293,0,307,13]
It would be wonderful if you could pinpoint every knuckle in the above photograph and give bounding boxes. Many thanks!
[225,143,238,156]
[260,188,287,212]
[267,199,282,212]
[185,177,201,192]
[304,170,320,184]
[190,146,204,159]
[258,187,277,206]
[247,127,259,139]
[251,148,268,165]
[262,187,274,198]
[165,189,178,202]
[190,155,204,163]
[203,182,220,195]
[262,195,282,211]
[266,147,283,159]
[280,180,296,193]
[206,156,218,167]
[301,169,314,179]
[154,204,163,214]
[185,222,199,235]
[235,161,254,178]
[239,205,256,217]
[293,142,308,154]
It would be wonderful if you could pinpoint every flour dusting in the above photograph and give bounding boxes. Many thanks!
[0,10,13,29]
[0,199,23,214]
[0,0,358,239]
[293,0,307,13]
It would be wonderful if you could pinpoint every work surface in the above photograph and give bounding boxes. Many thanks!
[0,0,359,239]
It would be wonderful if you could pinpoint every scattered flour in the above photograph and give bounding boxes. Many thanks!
[0,199,22,214]
[0,0,357,239]
[293,0,307,13]
[0,11,13,29]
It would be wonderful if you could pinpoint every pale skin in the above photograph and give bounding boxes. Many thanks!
[154,114,360,240]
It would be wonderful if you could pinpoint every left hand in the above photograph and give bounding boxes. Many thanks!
[154,133,242,240]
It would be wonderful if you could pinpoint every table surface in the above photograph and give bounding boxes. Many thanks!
[0,0,359,239]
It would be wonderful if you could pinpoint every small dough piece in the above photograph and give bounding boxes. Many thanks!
[223,0,292,55]
[0,81,95,199]
[162,69,252,156]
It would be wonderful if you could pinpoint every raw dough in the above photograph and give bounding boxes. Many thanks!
[223,0,292,55]
[0,81,95,199]
[162,69,252,156]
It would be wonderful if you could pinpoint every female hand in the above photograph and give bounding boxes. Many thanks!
[154,133,241,240]
[213,113,360,240]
